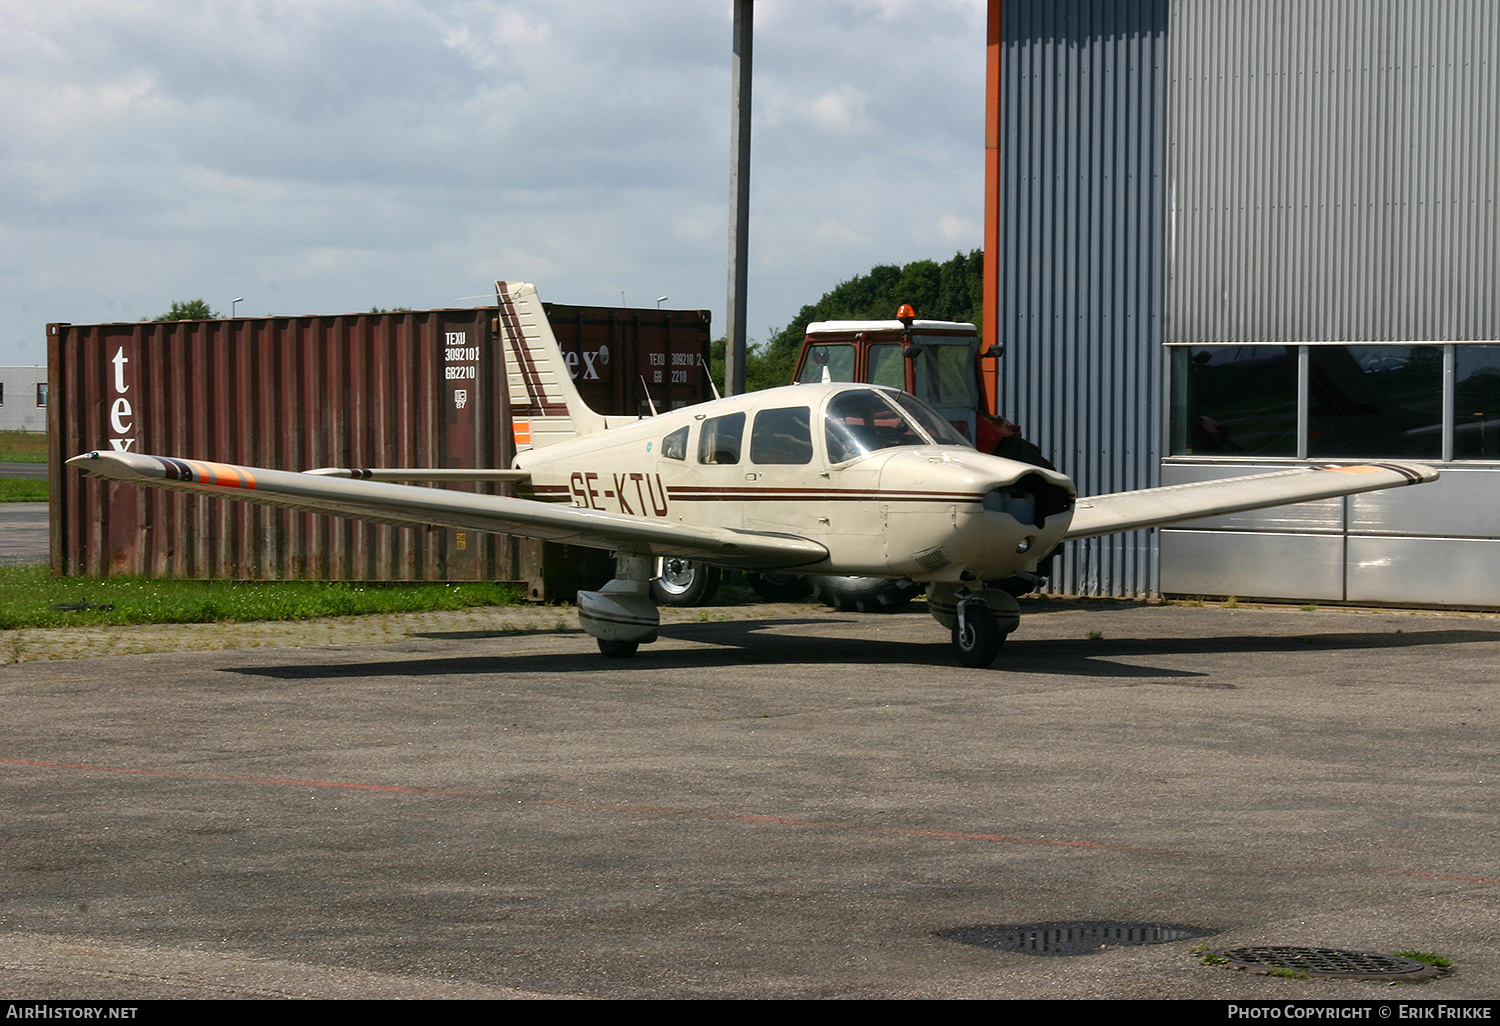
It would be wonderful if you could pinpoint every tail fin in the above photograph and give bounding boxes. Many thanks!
[495,281,607,451]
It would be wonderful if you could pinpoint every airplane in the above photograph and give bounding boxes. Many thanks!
[68,281,1439,668]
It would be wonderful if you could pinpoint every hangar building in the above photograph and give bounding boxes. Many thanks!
[984,0,1499,607]
[0,366,48,433]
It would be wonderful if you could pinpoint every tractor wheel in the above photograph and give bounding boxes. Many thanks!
[808,575,921,613]
[747,572,814,602]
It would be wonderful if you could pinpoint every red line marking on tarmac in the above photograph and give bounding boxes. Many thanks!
[7,758,1498,883]
[1381,869,1500,884]
[1,759,475,798]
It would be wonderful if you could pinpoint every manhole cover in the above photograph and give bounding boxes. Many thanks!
[940,920,1213,957]
[1209,946,1445,981]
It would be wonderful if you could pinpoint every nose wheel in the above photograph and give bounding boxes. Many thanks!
[952,602,1004,667]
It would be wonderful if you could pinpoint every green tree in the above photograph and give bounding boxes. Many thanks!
[749,250,985,390]
[155,299,219,321]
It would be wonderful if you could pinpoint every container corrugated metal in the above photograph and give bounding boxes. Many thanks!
[49,310,521,581]
[1167,0,1500,342]
[541,303,713,416]
[988,0,1170,597]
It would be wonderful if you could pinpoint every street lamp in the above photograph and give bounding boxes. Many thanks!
[232,297,244,318]
[656,296,668,308]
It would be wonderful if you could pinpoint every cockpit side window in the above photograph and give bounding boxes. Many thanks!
[697,412,745,465]
[662,425,689,461]
[824,390,928,463]
[750,406,813,464]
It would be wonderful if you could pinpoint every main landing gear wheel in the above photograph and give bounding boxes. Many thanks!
[597,639,640,658]
[952,605,1004,668]
[650,559,721,607]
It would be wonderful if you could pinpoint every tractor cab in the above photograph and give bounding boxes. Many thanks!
[792,306,998,442]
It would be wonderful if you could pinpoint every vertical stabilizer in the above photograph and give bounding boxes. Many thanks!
[495,281,608,451]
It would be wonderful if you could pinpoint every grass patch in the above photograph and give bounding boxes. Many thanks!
[0,565,522,630]
[0,477,48,502]
[1395,950,1453,968]
[0,430,48,462]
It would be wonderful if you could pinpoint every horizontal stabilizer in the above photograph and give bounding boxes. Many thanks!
[1066,462,1437,541]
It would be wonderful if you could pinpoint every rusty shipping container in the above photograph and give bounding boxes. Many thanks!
[542,302,714,417]
[49,299,713,589]
[49,308,520,581]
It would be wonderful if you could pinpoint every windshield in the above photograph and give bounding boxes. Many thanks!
[824,389,964,462]
[888,391,972,447]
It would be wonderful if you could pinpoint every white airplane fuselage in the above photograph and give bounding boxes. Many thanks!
[510,382,1076,583]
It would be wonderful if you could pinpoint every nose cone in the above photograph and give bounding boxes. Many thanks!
[873,448,1075,581]
[878,447,1075,503]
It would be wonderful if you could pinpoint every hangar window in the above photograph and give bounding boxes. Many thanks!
[1455,346,1500,460]
[750,406,813,465]
[697,412,744,465]
[1170,346,1296,456]
[1170,343,1492,462]
[1308,346,1442,459]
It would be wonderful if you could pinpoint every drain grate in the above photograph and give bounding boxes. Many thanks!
[940,920,1213,957]
[1209,947,1445,981]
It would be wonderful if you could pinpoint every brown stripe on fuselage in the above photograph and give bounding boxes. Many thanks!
[665,486,984,503]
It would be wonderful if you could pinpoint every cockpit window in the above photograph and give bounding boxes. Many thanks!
[750,406,813,464]
[697,412,745,465]
[825,389,931,463]
[662,425,689,461]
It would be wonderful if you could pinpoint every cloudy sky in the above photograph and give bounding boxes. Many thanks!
[0,0,987,367]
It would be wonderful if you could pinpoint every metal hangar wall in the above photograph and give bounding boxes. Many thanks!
[986,0,1500,607]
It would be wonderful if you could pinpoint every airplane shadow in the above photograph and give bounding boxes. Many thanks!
[225,617,1499,685]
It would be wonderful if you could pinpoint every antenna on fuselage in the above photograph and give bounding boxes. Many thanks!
[700,356,722,401]
[639,376,660,418]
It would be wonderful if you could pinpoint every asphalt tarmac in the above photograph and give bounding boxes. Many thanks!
[0,461,48,481]
[2,599,1497,999]
[0,501,47,564]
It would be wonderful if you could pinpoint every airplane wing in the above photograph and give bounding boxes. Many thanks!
[67,451,829,570]
[1065,462,1437,541]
